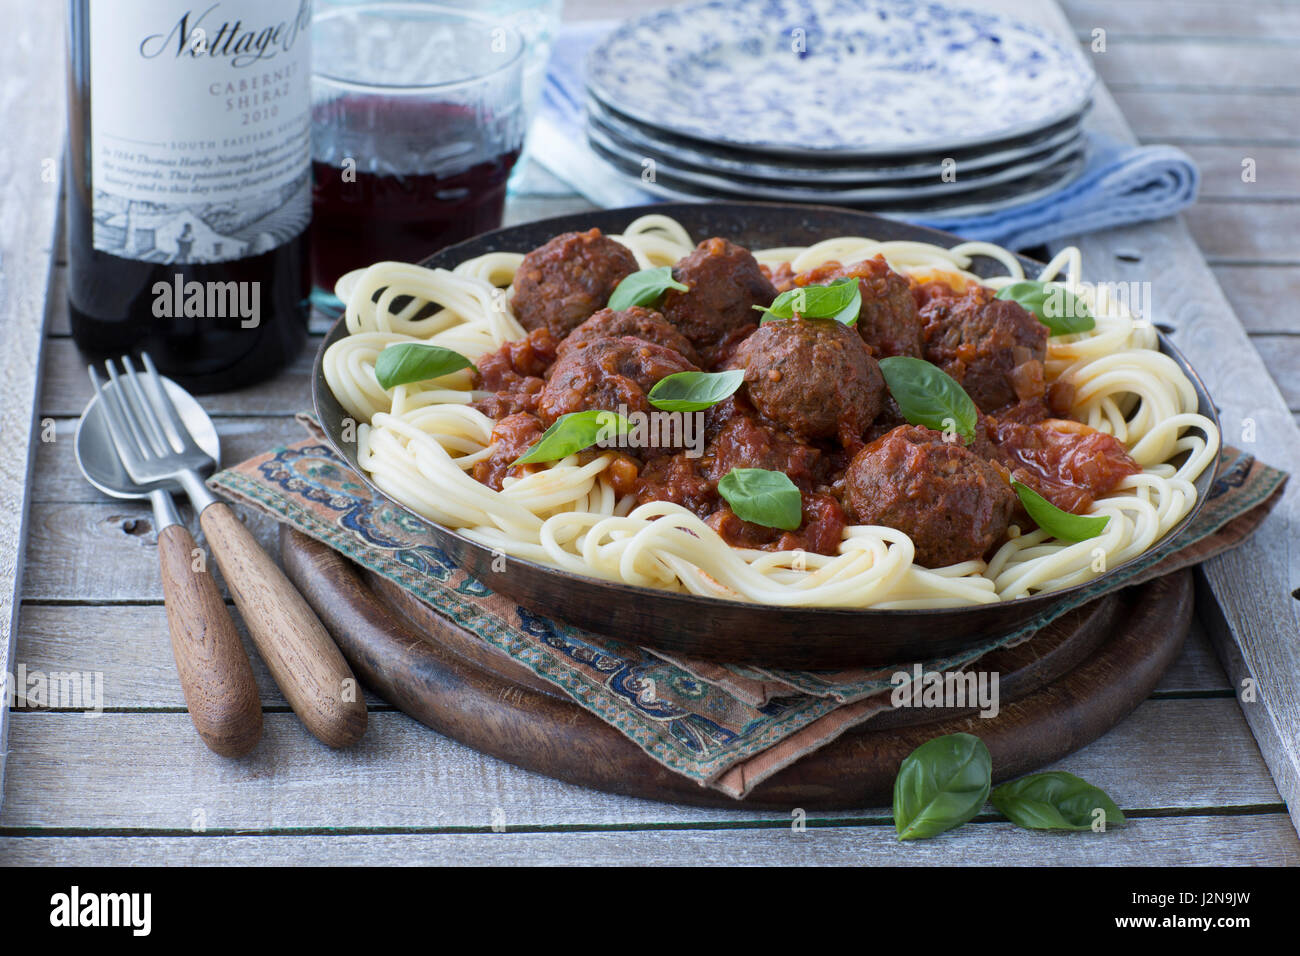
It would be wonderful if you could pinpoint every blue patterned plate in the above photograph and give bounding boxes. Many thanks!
[586,0,1095,157]
[587,93,1090,185]
[588,138,1089,218]
[586,113,1087,202]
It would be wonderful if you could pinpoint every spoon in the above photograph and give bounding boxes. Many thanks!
[76,376,263,757]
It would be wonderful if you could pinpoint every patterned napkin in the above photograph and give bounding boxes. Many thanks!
[210,420,1286,797]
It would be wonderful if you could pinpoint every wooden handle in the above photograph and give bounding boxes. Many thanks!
[200,502,367,748]
[158,524,263,757]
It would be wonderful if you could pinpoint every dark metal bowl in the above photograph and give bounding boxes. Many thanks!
[312,202,1220,668]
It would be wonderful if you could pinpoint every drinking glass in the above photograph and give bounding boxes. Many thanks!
[310,3,526,312]
[315,1,561,122]
[439,0,565,190]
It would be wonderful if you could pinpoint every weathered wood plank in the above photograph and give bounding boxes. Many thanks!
[1182,146,1300,200]
[1249,336,1300,411]
[29,415,311,504]
[0,712,848,831]
[1115,90,1300,144]
[1213,266,1300,332]
[1195,572,1300,846]
[1184,203,1300,263]
[19,502,282,603]
[1063,0,1300,41]
[1090,40,1300,92]
[10,604,391,711]
[0,0,66,812]
[0,699,1282,833]
[3,813,1296,867]
[41,338,320,419]
[1154,618,1231,694]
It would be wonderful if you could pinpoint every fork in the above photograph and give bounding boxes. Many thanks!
[91,355,368,749]
[88,361,262,758]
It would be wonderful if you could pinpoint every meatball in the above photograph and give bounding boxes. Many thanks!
[844,425,1015,568]
[920,284,1048,413]
[510,228,639,338]
[556,306,701,366]
[661,237,776,363]
[727,318,885,445]
[703,408,825,488]
[536,335,697,426]
[782,256,924,359]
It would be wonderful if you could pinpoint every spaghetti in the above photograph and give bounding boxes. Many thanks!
[322,214,1219,608]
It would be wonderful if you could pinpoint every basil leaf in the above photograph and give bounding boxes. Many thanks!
[647,369,744,412]
[893,732,992,841]
[1012,481,1110,541]
[991,771,1126,831]
[375,343,476,390]
[717,468,802,531]
[754,278,861,325]
[608,266,689,311]
[877,356,978,444]
[995,280,1094,335]
[512,410,630,466]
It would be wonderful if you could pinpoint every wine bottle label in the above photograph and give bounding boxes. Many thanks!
[88,0,312,264]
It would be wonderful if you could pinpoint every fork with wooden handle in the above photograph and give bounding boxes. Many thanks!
[90,355,368,749]
[155,502,264,757]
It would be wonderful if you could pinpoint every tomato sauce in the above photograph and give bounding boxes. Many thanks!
[991,417,1141,515]
[465,240,1145,558]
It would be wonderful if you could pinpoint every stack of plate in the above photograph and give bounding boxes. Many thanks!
[584,0,1097,217]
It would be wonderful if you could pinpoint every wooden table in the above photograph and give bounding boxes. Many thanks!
[1,0,1297,865]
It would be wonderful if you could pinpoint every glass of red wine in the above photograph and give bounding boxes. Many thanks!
[310,3,526,314]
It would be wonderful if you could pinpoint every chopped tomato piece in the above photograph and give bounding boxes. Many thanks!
[991,417,1141,514]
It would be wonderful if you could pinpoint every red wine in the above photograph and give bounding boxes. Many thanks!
[65,0,313,393]
[309,97,520,294]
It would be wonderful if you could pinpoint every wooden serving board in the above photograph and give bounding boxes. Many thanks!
[280,527,1193,810]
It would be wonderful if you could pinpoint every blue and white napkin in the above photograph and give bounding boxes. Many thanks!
[526,22,1200,250]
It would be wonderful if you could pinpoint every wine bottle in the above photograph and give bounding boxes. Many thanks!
[65,0,313,392]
